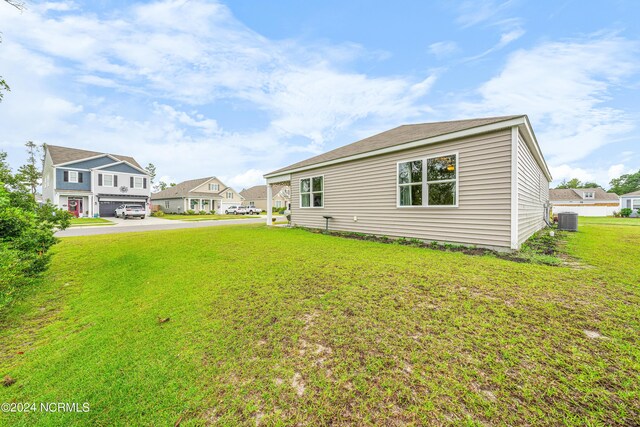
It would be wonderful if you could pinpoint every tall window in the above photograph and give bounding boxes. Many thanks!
[226,192,233,199]
[133,177,143,189]
[398,154,457,207]
[209,183,219,191]
[426,155,457,206]
[164,201,170,209]
[103,174,113,187]
[398,160,422,206]
[68,171,79,183]
[300,176,323,208]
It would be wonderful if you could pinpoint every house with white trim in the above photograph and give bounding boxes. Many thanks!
[150,177,243,214]
[42,145,151,217]
[264,115,551,250]
[620,190,640,217]
[549,188,620,217]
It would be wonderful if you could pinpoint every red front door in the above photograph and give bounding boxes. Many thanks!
[68,199,81,217]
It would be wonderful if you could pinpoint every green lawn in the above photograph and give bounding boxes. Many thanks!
[68,217,114,226]
[159,214,262,221]
[0,218,638,425]
[578,216,640,226]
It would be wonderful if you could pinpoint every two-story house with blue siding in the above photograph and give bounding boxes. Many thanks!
[42,145,151,217]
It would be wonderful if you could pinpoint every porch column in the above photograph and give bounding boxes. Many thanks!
[210,199,213,213]
[266,184,273,226]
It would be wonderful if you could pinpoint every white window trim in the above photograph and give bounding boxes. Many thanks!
[68,170,79,183]
[396,151,459,208]
[164,201,170,209]
[102,173,114,187]
[583,192,594,199]
[209,183,220,191]
[133,176,144,189]
[226,191,233,199]
[299,175,324,208]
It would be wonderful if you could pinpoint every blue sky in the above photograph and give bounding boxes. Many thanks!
[0,0,639,189]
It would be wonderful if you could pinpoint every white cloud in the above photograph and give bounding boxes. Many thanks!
[458,34,639,165]
[0,0,437,185]
[428,41,458,57]
[224,169,266,190]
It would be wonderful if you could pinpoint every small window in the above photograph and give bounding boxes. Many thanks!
[68,171,78,183]
[164,201,170,209]
[209,183,219,191]
[583,191,594,199]
[275,200,282,208]
[300,176,323,208]
[226,191,233,199]
[133,176,143,189]
[103,174,113,187]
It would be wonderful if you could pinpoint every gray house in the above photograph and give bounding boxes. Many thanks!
[620,190,640,216]
[42,145,151,217]
[264,115,551,250]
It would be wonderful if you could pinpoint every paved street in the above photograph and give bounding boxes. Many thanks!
[56,216,280,237]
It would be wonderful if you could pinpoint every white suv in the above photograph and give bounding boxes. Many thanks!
[224,205,247,215]
[115,204,146,219]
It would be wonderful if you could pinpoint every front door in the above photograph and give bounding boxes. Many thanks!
[68,198,82,217]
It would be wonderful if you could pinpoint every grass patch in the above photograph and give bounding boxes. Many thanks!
[302,226,566,266]
[0,222,638,425]
[160,214,262,221]
[69,217,114,226]
[577,216,640,226]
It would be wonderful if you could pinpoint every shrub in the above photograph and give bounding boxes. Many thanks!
[620,208,633,217]
[613,210,621,218]
[151,210,164,217]
[186,210,196,215]
[0,182,71,311]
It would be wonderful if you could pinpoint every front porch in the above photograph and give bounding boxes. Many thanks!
[265,175,292,225]
[185,197,220,214]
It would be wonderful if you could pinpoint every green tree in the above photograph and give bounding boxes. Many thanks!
[581,182,600,188]
[1,150,71,310]
[608,169,640,195]
[16,141,42,196]
[145,163,157,184]
[555,178,582,189]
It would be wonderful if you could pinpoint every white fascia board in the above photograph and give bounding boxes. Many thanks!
[264,117,526,179]
[55,153,119,167]
[517,117,552,181]
[510,126,520,250]
[93,160,149,175]
[266,174,291,184]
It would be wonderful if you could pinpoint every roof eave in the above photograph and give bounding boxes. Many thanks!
[264,116,533,179]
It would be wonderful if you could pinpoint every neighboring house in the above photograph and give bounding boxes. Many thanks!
[619,190,640,217]
[264,115,552,250]
[42,145,151,217]
[150,177,243,214]
[549,188,620,217]
[240,185,290,211]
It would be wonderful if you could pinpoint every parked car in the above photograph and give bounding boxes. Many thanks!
[224,205,247,215]
[245,206,262,214]
[115,204,146,219]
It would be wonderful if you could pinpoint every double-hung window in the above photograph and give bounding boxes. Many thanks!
[398,153,457,207]
[133,176,143,189]
[103,174,114,187]
[68,171,79,183]
[300,176,323,208]
[209,183,219,191]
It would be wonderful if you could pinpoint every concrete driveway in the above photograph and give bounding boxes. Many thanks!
[57,216,281,237]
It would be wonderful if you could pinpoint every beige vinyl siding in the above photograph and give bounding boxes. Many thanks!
[517,131,549,245]
[154,198,184,213]
[290,129,513,248]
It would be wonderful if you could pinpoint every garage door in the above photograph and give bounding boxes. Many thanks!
[99,201,121,217]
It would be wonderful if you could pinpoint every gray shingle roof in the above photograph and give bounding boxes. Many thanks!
[240,184,287,200]
[549,188,619,201]
[266,115,523,176]
[47,145,142,168]
[621,189,640,197]
[151,177,213,199]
